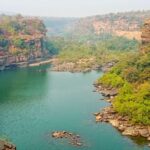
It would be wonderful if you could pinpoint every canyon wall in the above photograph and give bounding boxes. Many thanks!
[0,15,49,70]
[141,19,150,53]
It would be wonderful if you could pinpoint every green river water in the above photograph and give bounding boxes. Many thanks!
[0,65,149,150]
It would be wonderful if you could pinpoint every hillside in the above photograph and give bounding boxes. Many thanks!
[42,17,76,36]
[0,15,50,70]
[43,10,150,41]
[96,19,150,128]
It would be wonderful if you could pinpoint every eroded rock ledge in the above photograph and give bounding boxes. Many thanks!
[51,58,101,73]
[94,83,150,146]
[52,131,83,147]
[0,140,16,150]
[94,107,150,140]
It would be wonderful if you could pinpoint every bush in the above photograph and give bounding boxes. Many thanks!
[98,73,125,88]
[113,82,150,125]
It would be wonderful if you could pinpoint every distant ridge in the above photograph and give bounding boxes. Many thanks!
[42,10,150,40]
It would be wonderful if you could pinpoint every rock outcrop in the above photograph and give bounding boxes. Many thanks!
[0,140,16,150]
[94,106,150,141]
[94,83,150,146]
[141,19,150,53]
[94,19,150,146]
[51,58,97,72]
[52,131,83,147]
[0,15,50,71]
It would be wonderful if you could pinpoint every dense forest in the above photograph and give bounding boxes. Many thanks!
[46,34,139,72]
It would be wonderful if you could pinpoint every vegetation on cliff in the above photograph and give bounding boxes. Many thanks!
[43,10,150,41]
[0,14,55,66]
[49,36,139,71]
[97,20,150,125]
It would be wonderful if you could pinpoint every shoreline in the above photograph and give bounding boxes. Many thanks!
[28,59,52,67]
[93,83,150,146]
[50,58,115,73]
[51,58,96,73]
[0,58,53,71]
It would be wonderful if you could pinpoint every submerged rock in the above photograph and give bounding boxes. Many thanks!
[0,140,16,150]
[52,131,83,147]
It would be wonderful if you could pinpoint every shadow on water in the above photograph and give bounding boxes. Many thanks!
[129,136,149,147]
[0,64,51,103]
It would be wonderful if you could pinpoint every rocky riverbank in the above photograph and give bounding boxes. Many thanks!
[51,58,116,73]
[28,59,52,67]
[0,140,16,150]
[94,83,150,146]
[0,57,52,71]
[51,58,98,73]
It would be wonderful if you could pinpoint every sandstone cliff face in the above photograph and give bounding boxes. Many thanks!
[92,19,142,40]
[64,11,150,40]
[141,19,150,53]
[0,15,49,70]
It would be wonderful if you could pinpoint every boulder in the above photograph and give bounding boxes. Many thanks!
[52,131,66,138]
[93,112,100,116]
[0,140,16,150]
[118,124,126,131]
[109,119,120,128]
[122,127,139,136]
[96,115,102,122]
[139,129,149,138]
[51,131,83,147]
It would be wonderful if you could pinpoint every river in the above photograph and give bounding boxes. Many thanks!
[0,65,149,150]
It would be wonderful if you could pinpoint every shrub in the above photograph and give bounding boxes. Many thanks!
[98,73,125,88]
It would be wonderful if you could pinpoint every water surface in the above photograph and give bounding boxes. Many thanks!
[0,66,149,150]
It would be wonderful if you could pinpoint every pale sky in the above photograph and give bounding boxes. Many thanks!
[0,0,149,17]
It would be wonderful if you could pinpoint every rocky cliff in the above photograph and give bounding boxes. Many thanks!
[72,11,150,40]
[44,10,150,41]
[0,15,49,70]
[141,19,150,53]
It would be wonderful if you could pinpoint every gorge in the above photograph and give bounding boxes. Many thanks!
[0,10,150,150]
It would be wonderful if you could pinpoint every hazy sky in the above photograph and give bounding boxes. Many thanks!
[0,0,149,17]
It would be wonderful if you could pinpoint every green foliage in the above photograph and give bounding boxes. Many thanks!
[58,43,95,62]
[113,82,150,125]
[0,36,9,50]
[50,36,139,65]
[122,67,139,82]
[98,73,125,88]
[102,37,139,52]
[12,39,25,49]
[0,15,48,55]
[45,40,59,55]
[98,46,150,125]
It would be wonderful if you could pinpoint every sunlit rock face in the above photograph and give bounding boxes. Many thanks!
[141,19,150,53]
[0,15,49,70]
